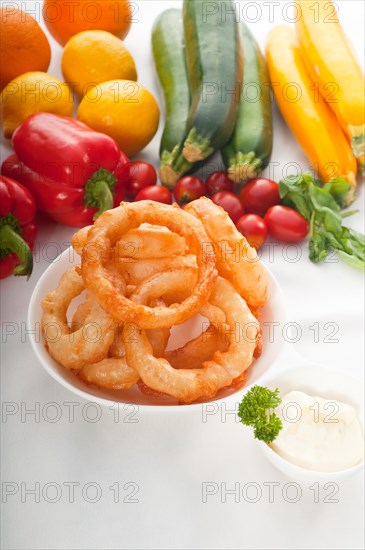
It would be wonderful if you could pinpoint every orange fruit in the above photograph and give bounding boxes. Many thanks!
[1,72,74,139]
[77,80,160,157]
[43,0,132,46]
[62,30,137,98]
[0,8,51,90]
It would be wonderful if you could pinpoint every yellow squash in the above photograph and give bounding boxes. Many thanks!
[296,0,365,170]
[266,25,357,203]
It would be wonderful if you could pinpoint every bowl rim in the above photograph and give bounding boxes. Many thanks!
[28,248,287,413]
[257,437,365,478]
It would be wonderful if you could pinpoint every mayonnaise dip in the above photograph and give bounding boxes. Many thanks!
[270,390,364,472]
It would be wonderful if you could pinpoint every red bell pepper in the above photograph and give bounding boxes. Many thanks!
[0,176,38,280]
[1,113,129,228]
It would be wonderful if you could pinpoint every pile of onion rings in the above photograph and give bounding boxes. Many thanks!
[41,198,268,404]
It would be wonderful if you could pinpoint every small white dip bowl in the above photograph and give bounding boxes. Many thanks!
[256,365,364,481]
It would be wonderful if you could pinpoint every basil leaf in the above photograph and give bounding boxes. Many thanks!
[323,211,343,237]
[308,182,341,215]
[279,171,365,270]
[335,250,365,270]
[323,178,350,207]
[282,194,312,221]
[309,230,328,263]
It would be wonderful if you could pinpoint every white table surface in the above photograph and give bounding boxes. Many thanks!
[1,1,364,549]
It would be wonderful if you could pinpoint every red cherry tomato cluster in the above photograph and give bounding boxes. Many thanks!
[126,161,157,198]
[238,178,308,248]
[125,166,309,249]
[125,161,173,204]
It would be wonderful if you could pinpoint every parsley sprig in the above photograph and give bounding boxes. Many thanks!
[238,386,283,443]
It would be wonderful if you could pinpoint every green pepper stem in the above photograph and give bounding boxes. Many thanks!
[91,180,114,219]
[0,224,33,279]
[84,168,117,219]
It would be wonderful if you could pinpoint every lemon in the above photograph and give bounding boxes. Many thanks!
[1,71,74,138]
[62,30,137,98]
[77,80,160,157]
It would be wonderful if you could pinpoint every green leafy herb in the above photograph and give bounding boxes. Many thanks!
[279,172,365,270]
[238,386,283,443]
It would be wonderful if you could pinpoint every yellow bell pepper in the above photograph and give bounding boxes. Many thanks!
[266,25,357,203]
[296,0,365,170]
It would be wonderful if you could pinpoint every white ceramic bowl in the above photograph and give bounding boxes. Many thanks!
[256,366,365,481]
[28,248,286,410]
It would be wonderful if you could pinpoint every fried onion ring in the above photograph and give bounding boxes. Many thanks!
[78,298,171,390]
[44,198,267,402]
[41,268,115,370]
[72,223,186,260]
[165,326,228,370]
[129,266,198,307]
[71,225,90,256]
[130,270,227,371]
[79,357,139,390]
[116,254,197,287]
[81,270,225,392]
[124,277,260,403]
[71,298,92,331]
[72,293,228,375]
[116,224,186,259]
[185,197,268,308]
[81,201,217,328]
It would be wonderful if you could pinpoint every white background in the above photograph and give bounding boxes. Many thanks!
[1,1,364,549]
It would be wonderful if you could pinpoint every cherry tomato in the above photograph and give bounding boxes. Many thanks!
[206,171,234,195]
[173,176,206,204]
[211,191,244,223]
[264,205,309,242]
[135,185,172,204]
[126,161,157,198]
[236,214,268,250]
[240,178,281,216]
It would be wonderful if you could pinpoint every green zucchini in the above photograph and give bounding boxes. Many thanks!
[182,0,243,163]
[152,9,193,188]
[222,23,273,184]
